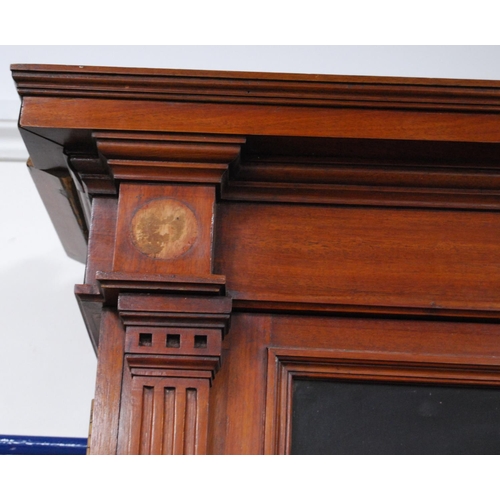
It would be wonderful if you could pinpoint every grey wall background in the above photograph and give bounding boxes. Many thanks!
[1,45,500,439]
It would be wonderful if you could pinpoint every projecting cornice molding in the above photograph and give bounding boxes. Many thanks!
[11,64,500,265]
[68,131,245,197]
[11,64,500,112]
[43,130,500,212]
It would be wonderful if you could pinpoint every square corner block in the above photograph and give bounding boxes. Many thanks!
[113,183,215,276]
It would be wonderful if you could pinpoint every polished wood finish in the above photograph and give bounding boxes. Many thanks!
[216,202,500,318]
[114,183,215,275]
[208,313,500,454]
[116,295,230,455]
[12,64,500,454]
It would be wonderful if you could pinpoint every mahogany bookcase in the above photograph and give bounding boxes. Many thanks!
[11,64,500,454]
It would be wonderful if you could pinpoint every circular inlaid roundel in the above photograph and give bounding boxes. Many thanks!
[130,198,199,260]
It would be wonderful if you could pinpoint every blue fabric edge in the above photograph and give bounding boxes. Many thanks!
[0,435,87,455]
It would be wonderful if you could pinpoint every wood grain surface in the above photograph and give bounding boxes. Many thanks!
[12,65,500,454]
[216,202,500,313]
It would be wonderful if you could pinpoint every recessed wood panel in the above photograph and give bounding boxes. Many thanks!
[205,313,500,454]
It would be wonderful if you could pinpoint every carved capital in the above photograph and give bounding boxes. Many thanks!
[115,294,231,454]
[68,132,245,198]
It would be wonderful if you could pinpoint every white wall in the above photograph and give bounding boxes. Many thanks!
[2,45,500,438]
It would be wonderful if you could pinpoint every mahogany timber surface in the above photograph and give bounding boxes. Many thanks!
[11,65,500,454]
[215,202,500,316]
[29,165,88,262]
[11,64,500,112]
[208,314,272,455]
[18,97,500,144]
[12,65,500,263]
[207,313,500,454]
[84,197,117,286]
[113,183,215,276]
[88,310,124,454]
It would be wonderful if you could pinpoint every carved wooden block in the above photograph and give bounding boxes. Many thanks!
[115,295,230,454]
[114,183,215,276]
[123,375,210,455]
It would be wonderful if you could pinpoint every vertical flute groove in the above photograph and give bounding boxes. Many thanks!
[139,386,154,455]
[162,387,176,454]
[183,388,198,454]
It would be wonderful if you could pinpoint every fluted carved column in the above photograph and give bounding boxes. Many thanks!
[117,294,231,455]
[74,132,243,454]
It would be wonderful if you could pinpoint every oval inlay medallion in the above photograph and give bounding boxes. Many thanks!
[131,198,199,259]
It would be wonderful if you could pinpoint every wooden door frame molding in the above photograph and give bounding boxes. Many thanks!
[264,347,500,455]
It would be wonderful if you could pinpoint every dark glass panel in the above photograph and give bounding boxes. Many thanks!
[292,379,500,454]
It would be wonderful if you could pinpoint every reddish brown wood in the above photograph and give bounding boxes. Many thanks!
[19,97,500,144]
[88,309,124,454]
[95,132,244,188]
[113,183,216,276]
[120,373,211,455]
[208,314,272,454]
[265,347,500,454]
[215,202,500,314]
[265,315,500,454]
[11,64,500,112]
[12,64,500,454]
[270,315,500,358]
[115,295,230,454]
[84,197,118,285]
[206,313,500,455]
